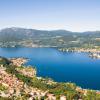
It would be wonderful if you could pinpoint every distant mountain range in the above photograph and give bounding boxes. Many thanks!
[0,27,72,41]
[0,27,100,48]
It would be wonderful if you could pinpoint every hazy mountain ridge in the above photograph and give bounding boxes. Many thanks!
[0,27,100,47]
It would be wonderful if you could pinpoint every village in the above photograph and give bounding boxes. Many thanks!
[0,57,100,100]
[0,58,67,100]
[59,48,100,59]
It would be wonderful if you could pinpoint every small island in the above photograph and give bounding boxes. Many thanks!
[0,57,100,100]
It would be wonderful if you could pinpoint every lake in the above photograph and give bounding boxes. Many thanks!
[0,47,100,90]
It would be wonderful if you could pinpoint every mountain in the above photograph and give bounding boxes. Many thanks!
[0,27,100,48]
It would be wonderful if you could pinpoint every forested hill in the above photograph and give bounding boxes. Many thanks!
[0,27,100,48]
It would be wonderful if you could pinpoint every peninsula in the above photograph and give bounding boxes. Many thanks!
[0,57,100,100]
[58,47,100,59]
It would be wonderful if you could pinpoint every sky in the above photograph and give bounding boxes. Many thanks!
[0,0,100,32]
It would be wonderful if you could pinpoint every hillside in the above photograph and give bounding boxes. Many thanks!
[0,57,100,100]
[0,27,100,48]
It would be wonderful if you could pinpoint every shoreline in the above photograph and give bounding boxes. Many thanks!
[9,57,29,66]
[4,57,99,90]
[0,57,100,99]
[58,48,100,59]
[9,57,100,91]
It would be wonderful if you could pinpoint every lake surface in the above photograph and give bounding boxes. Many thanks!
[0,48,100,90]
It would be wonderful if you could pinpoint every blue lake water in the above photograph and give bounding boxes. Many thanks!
[0,48,100,90]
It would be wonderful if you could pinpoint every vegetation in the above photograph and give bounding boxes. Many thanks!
[0,57,11,65]
[0,84,7,91]
[0,27,100,48]
[0,57,100,99]
[0,97,12,100]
